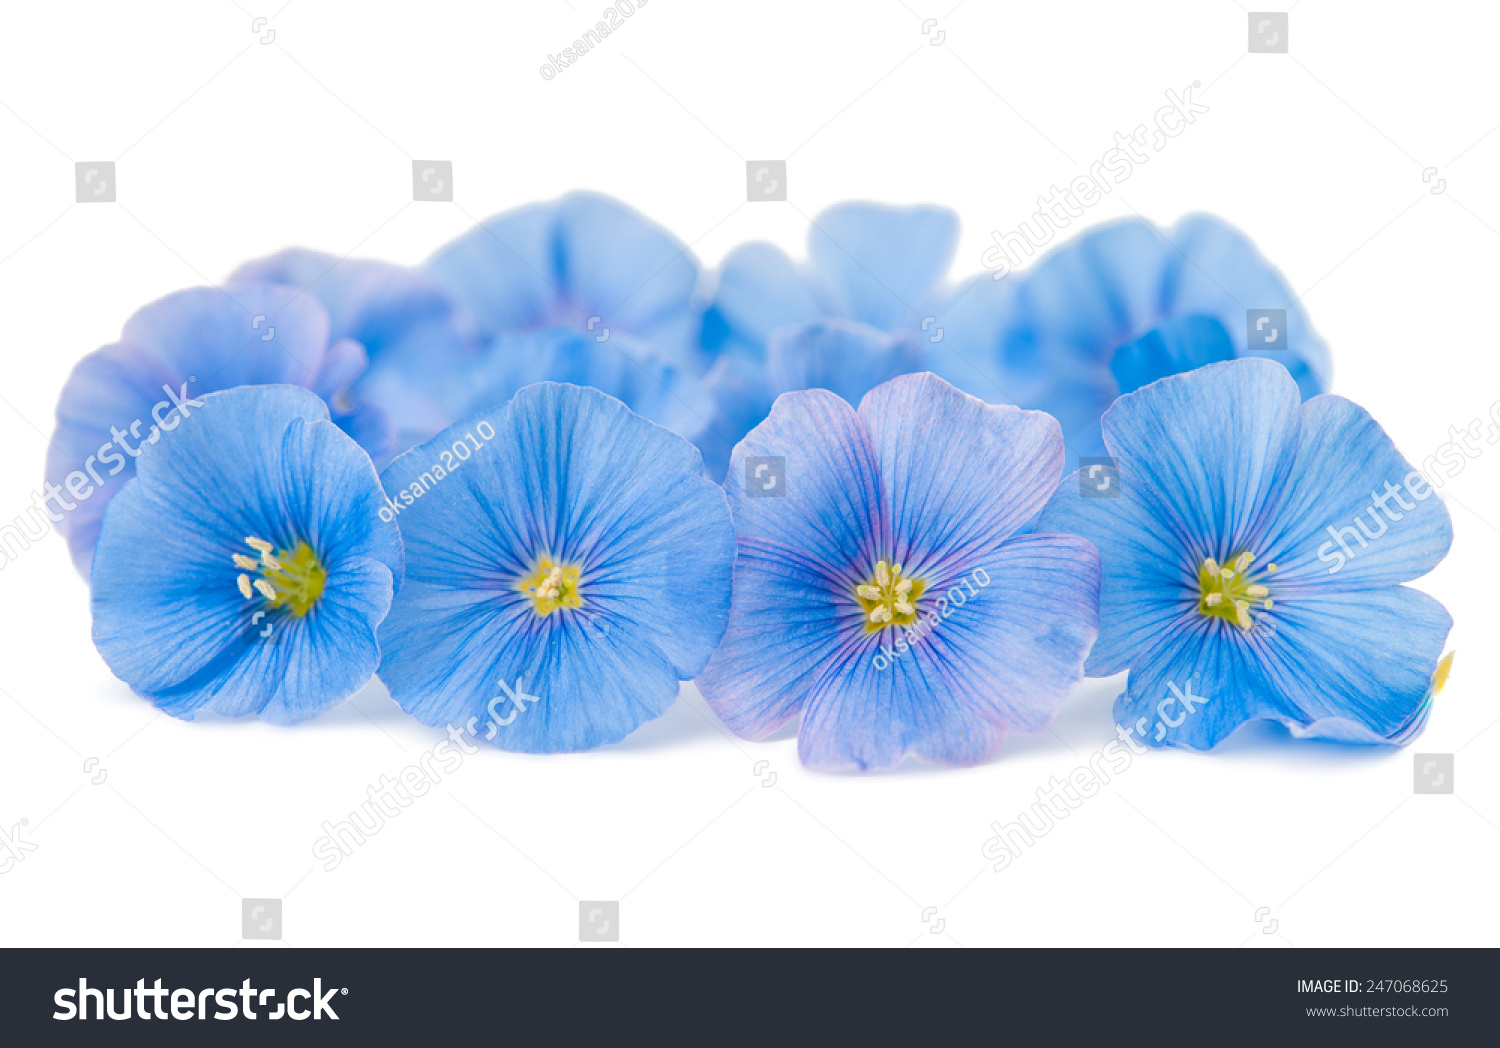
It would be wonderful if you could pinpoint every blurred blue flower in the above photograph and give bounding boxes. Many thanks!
[376,382,736,753]
[48,284,384,576]
[696,372,1100,772]
[934,214,1331,461]
[90,385,403,723]
[232,249,480,457]
[695,202,993,479]
[1035,358,1452,749]
[422,192,713,439]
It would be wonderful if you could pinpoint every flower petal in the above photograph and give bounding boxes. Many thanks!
[765,319,923,405]
[122,284,330,390]
[377,383,735,750]
[1257,394,1453,591]
[696,389,884,737]
[705,241,822,350]
[1119,585,1451,748]
[91,385,397,721]
[1109,314,1235,396]
[424,201,560,336]
[860,372,1064,562]
[1100,357,1303,563]
[807,203,959,330]
[794,532,1100,771]
[1035,466,1200,676]
[148,554,392,724]
[1167,214,1331,396]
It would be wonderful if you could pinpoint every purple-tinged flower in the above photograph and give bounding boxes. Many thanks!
[697,372,1100,771]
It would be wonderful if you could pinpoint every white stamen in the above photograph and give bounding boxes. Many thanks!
[1245,584,1269,598]
[245,537,273,554]
[254,579,277,600]
[237,574,253,600]
[233,554,258,570]
[1205,592,1222,606]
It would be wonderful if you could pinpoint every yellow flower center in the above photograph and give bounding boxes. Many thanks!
[855,559,926,632]
[233,536,326,617]
[520,558,582,616]
[1197,551,1275,631]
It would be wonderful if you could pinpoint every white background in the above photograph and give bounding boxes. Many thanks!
[1,0,1496,947]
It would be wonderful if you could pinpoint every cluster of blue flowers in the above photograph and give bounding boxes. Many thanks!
[51,194,1454,771]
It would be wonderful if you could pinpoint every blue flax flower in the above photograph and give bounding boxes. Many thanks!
[90,385,403,723]
[696,372,1101,772]
[696,202,992,479]
[232,250,480,457]
[1035,357,1453,748]
[423,192,710,443]
[48,284,383,576]
[936,214,1331,461]
[375,382,736,752]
